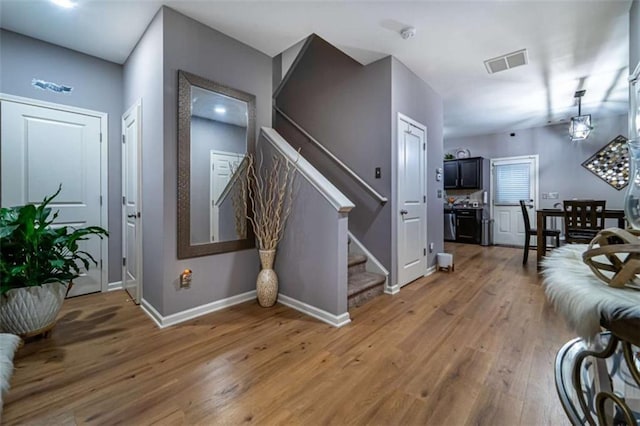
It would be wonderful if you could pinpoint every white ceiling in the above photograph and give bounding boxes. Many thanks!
[191,86,248,127]
[0,0,632,138]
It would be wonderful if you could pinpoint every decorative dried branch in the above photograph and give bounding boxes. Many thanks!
[230,158,248,239]
[241,151,297,250]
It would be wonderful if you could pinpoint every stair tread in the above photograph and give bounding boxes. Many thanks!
[348,254,367,268]
[348,271,385,297]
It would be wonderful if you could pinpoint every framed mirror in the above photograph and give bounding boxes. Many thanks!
[177,70,256,258]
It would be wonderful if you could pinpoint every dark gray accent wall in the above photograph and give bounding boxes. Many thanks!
[161,7,272,316]
[275,35,393,278]
[0,29,124,284]
[444,114,628,210]
[391,58,444,275]
[190,117,246,244]
[631,0,640,73]
[123,9,165,310]
[261,138,349,316]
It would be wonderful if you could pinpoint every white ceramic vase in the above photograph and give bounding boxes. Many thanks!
[256,249,278,307]
[0,282,68,337]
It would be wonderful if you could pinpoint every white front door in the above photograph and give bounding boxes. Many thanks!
[397,114,427,287]
[122,101,142,304]
[210,151,243,242]
[491,156,538,246]
[1,99,104,297]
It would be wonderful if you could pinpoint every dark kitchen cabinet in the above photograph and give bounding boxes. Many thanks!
[443,157,483,189]
[443,161,459,188]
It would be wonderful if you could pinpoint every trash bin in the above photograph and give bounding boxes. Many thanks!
[437,253,453,271]
[481,219,494,246]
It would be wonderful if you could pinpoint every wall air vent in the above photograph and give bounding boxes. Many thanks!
[484,49,528,74]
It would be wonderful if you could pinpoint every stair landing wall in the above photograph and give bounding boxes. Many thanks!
[262,136,349,317]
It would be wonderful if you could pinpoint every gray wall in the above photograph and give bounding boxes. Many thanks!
[631,0,640,74]
[391,58,444,275]
[444,114,628,210]
[275,35,393,279]
[190,117,246,244]
[161,7,272,316]
[122,9,165,310]
[0,29,124,283]
[262,138,349,316]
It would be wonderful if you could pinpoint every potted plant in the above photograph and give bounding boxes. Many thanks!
[0,186,108,337]
[240,152,296,307]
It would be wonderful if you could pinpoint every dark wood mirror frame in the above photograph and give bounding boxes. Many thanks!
[177,70,256,259]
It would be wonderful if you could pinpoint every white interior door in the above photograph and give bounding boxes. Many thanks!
[397,114,427,287]
[491,156,538,246]
[1,99,104,297]
[122,101,142,304]
[210,151,243,242]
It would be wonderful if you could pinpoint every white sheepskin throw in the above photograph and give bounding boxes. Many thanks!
[0,333,21,421]
[542,244,640,340]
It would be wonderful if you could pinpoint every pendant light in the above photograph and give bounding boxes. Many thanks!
[569,90,593,141]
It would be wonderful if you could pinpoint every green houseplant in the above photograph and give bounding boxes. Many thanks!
[0,186,108,336]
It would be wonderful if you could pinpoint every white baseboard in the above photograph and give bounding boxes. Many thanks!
[140,290,257,328]
[107,281,123,292]
[385,264,437,295]
[141,298,164,328]
[278,293,351,328]
[385,284,400,295]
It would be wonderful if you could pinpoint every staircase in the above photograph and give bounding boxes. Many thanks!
[347,253,385,308]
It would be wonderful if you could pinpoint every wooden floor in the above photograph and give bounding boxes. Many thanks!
[4,243,573,425]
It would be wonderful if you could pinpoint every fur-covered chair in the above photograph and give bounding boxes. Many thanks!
[0,333,21,422]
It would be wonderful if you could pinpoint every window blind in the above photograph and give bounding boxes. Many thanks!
[494,163,530,205]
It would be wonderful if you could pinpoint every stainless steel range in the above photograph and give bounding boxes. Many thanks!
[444,206,456,241]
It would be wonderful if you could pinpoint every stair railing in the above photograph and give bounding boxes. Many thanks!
[273,104,388,205]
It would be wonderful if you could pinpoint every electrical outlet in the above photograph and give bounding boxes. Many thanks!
[375,167,381,179]
[429,242,434,253]
[437,189,442,198]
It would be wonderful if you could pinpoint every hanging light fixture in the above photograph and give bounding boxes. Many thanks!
[569,90,593,141]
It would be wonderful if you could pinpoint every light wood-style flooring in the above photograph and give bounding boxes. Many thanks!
[4,243,573,425]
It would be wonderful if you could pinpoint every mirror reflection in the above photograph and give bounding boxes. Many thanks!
[189,86,248,245]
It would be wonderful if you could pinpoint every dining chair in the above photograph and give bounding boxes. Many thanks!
[519,199,561,265]
[562,200,606,244]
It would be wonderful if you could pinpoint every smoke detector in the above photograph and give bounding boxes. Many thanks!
[484,49,528,74]
[400,27,416,40]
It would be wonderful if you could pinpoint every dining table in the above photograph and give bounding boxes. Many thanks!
[536,208,626,267]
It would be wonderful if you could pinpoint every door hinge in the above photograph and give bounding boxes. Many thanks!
[123,257,126,267]
[100,133,103,143]
[423,248,427,256]
[423,195,426,203]
[100,195,103,206]
[122,196,125,205]
[122,134,125,144]
[423,143,426,151]
[100,259,103,269]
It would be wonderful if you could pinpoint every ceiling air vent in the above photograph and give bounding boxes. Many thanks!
[484,49,528,74]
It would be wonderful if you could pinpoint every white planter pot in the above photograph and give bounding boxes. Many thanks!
[0,282,68,337]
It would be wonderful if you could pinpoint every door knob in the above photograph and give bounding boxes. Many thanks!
[400,209,408,215]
